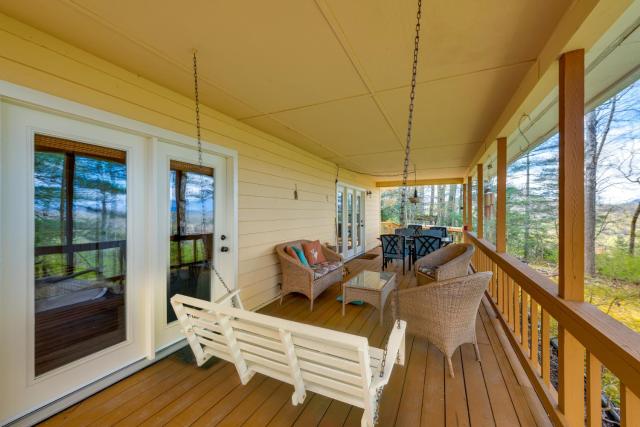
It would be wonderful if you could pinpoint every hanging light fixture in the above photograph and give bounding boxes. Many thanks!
[408,165,419,204]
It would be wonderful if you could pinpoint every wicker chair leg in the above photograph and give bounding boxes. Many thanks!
[447,356,455,378]
[474,336,481,362]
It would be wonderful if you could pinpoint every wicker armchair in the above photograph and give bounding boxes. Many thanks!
[392,272,492,377]
[275,240,343,311]
[414,243,474,286]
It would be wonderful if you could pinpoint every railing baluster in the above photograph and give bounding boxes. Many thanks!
[507,276,513,328]
[558,329,585,426]
[521,290,529,355]
[531,300,540,371]
[621,383,640,427]
[586,351,602,427]
[513,281,521,341]
[541,309,550,387]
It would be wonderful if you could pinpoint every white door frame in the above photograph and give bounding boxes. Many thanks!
[0,102,147,423]
[0,80,239,425]
[336,182,366,260]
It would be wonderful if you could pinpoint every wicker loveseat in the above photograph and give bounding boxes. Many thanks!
[414,243,474,286]
[275,240,343,310]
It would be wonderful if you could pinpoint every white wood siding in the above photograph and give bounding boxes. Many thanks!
[0,13,380,310]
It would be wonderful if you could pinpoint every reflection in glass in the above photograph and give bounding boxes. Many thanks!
[167,162,214,323]
[356,194,362,248]
[34,137,127,376]
[337,190,343,253]
[347,192,353,250]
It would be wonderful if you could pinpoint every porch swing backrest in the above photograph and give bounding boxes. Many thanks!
[170,293,406,423]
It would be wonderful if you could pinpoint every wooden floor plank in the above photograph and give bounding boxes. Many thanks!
[139,362,236,426]
[474,308,522,427]
[39,249,549,427]
[461,342,495,426]
[445,348,471,426]
[478,301,538,427]
[395,337,428,427]
[422,342,446,427]
[189,375,269,426]
[216,377,282,427]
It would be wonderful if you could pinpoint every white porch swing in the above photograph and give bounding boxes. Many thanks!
[172,1,424,425]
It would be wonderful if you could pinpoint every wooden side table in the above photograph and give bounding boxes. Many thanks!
[342,270,396,325]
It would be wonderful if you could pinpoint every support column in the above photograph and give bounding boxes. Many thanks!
[477,164,484,239]
[496,138,507,252]
[557,49,585,427]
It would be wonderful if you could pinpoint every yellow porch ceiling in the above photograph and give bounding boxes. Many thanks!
[0,0,574,179]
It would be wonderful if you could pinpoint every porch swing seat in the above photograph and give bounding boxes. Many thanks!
[171,292,406,427]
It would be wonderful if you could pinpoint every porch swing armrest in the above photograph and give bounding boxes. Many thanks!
[369,320,406,391]
[214,289,242,307]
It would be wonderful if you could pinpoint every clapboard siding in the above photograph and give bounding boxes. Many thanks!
[0,13,380,310]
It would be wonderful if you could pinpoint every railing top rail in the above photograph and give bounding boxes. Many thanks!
[466,231,640,396]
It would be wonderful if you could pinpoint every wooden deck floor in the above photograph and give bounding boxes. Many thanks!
[40,249,550,426]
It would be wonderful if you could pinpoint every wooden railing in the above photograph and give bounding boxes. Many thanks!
[466,232,640,426]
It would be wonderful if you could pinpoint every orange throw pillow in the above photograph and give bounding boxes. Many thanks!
[302,240,326,265]
[285,246,300,263]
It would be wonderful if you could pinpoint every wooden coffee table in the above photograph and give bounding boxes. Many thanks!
[342,270,396,325]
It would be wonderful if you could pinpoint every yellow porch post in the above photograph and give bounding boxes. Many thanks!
[496,137,507,253]
[557,48,585,427]
[477,164,484,239]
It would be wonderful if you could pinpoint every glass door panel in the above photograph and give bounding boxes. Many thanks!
[34,135,127,376]
[167,162,214,323]
[154,142,228,349]
[337,188,344,255]
[347,190,354,256]
[355,193,362,249]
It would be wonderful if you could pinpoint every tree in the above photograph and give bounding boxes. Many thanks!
[584,95,618,276]
[447,184,456,225]
[618,147,640,255]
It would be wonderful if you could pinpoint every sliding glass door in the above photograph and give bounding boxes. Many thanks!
[336,184,365,259]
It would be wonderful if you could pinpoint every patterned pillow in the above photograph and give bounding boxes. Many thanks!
[291,246,310,267]
[285,246,299,263]
[302,240,327,265]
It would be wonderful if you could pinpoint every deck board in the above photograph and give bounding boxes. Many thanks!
[39,249,549,426]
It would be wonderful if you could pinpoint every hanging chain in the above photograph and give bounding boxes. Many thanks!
[399,0,422,228]
[192,50,235,304]
[373,1,422,423]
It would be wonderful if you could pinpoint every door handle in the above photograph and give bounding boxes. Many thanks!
[221,246,229,252]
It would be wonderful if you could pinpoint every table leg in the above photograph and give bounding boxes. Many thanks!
[342,289,346,316]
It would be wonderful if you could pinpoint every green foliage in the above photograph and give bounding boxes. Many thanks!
[380,185,463,226]
[596,249,640,283]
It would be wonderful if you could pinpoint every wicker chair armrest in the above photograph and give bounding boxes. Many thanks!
[322,245,343,262]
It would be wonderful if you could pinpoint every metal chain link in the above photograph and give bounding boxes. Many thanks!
[192,50,235,305]
[373,1,422,423]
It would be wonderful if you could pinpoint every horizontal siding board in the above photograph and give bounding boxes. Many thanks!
[0,13,380,309]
